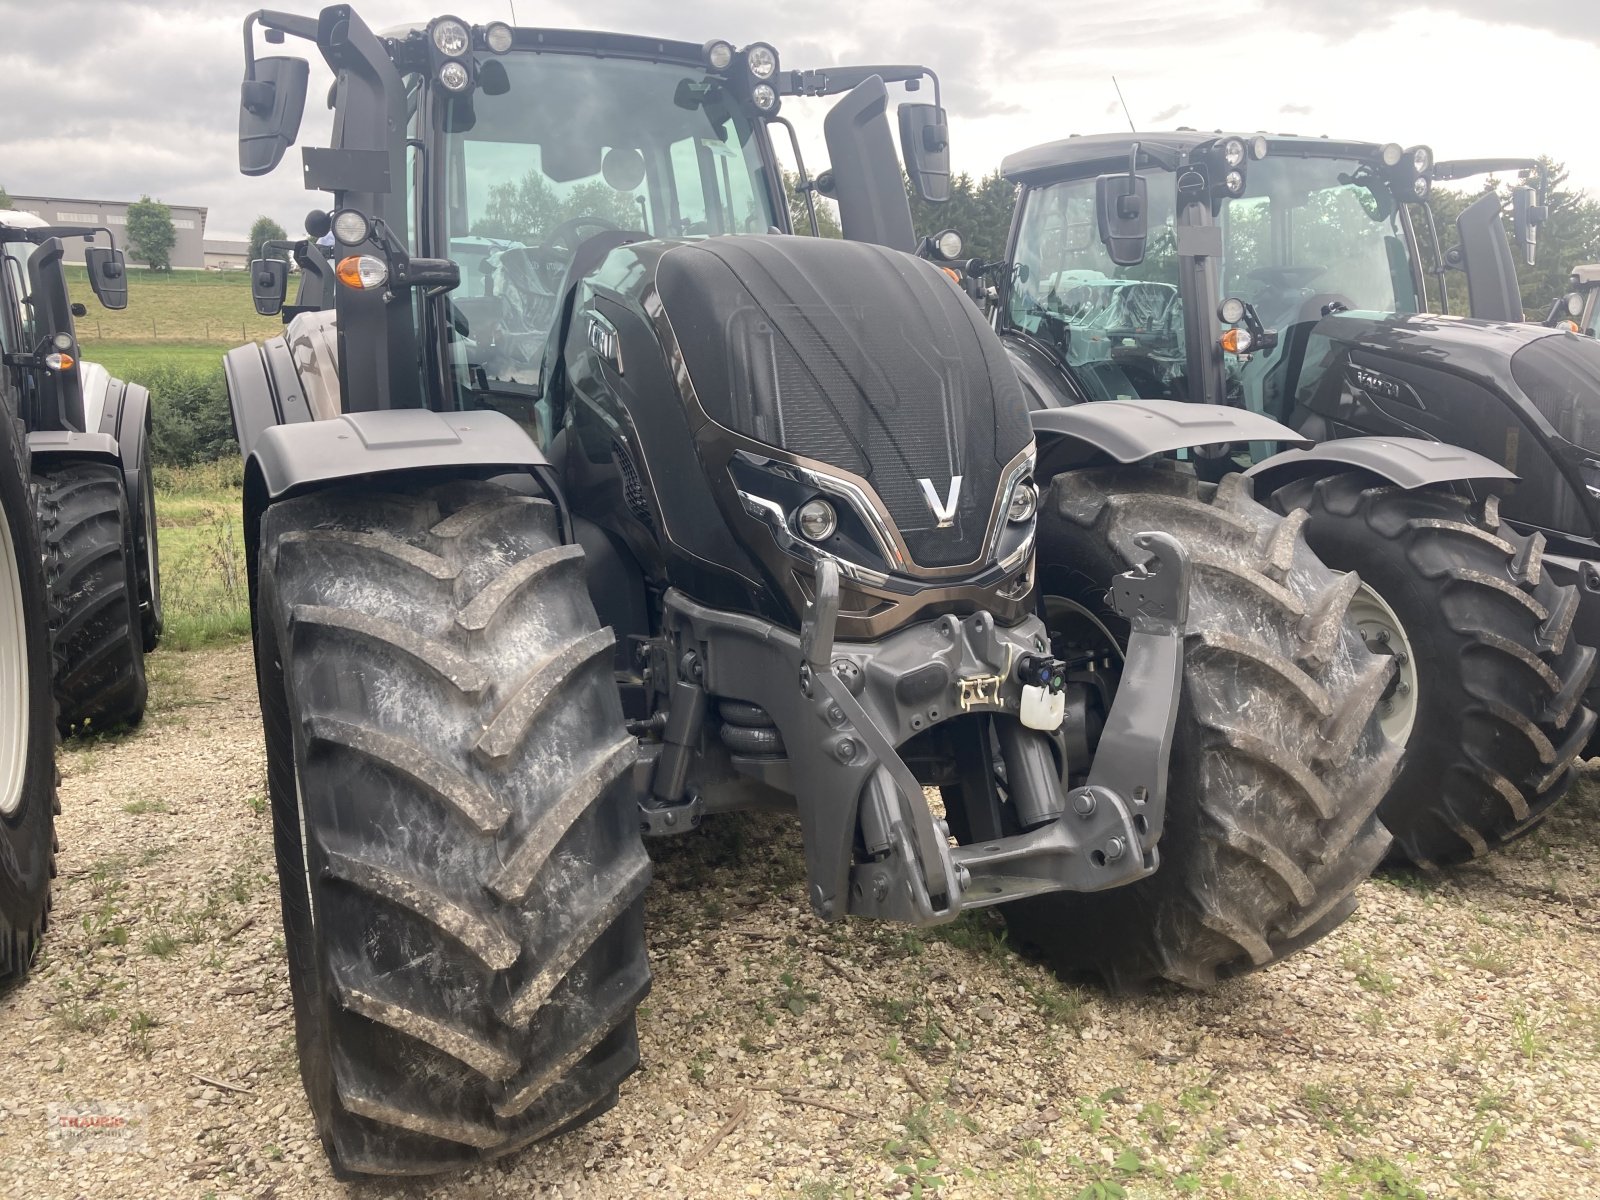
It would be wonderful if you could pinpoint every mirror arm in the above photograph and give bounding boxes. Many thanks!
[771,116,820,238]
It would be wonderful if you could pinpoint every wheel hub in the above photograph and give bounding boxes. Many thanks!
[0,507,31,816]
[1349,582,1418,747]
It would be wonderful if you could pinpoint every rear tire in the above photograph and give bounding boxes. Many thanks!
[1270,474,1597,867]
[32,462,147,736]
[995,465,1399,992]
[255,479,651,1177]
[0,413,58,981]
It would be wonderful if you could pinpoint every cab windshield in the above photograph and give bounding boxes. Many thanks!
[438,52,779,403]
[1008,155,1420,411]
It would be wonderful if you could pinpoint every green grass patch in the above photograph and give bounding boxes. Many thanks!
[79,341,228,380]
[154,459,250,650]
[65,265,282,345]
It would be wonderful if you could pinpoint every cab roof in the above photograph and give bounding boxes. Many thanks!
[1001,131,1390,185]
[1572,264,1600,287]
[0,209,49,231]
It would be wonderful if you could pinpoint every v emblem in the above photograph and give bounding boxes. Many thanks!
[917,475,963,528]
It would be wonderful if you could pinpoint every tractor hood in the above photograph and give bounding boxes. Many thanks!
[1299,310,1600,541]
[655,236,1033,570]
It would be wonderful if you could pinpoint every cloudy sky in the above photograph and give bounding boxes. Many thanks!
[1,0,1595,241]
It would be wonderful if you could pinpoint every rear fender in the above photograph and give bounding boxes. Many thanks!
[1032,399,1308,479]
[1244,436,1517,495]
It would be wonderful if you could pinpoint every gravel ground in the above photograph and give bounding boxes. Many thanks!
[2,641,1598,1199]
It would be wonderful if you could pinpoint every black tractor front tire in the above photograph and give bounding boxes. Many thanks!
[995,466,1400,992]
[1270,474,1597,867]
[1,414,58,981]
[32,462,148,736]
[256,479,651,1178]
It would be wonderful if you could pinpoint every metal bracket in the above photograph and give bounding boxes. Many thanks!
[638,793,705,837]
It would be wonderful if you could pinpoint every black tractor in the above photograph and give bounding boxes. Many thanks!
[0,220,61,981]
[231,9,1410,1177]
[995,131,1600,869]
[0,210,160,736]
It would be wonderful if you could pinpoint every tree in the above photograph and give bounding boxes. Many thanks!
[249,215,289,263]
[469,173,639,244]
[0,185,10,210]
[782,170,842,238]
[908,170,1017,262]
[126,196,176,271]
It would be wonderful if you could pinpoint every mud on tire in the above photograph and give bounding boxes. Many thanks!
[32,461,147,736]
[0,412,58,981]
[1271,474,1597,867]
[999,465,1400,993]
[256,479,651,1177]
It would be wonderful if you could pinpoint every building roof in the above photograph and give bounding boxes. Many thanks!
[1000,131,1390,184]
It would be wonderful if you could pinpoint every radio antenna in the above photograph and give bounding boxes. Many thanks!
[508,2,518,21]
[1112,77,1137,133]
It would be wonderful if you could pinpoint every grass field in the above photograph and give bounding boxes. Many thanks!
[82,341,229,380]
[152,459,250,651]
[65,264,282,345]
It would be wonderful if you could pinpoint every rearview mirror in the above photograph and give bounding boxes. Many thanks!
[251,258,291,316]
[84,246,128,311]
[898,103,950,203]
[1512,185,1543,268]
[1095,173,1149,267]
[70,302,87,318]
[239,55,310,177]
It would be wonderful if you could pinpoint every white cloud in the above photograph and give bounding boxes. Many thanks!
[0,0,1594,240]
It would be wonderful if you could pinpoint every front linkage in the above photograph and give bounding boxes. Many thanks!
[642,537,1190,926]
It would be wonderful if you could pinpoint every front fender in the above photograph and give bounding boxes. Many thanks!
[1032,398,1309,478]
[1244,436,1518,495]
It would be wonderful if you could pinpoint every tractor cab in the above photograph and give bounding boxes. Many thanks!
[1550,264,1600,337]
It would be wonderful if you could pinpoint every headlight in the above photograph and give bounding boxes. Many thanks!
[1410,145,1433,173]
[751,83,778,112]
[703,39,734,71]
[431,18,470,57]
[1007,480,1038,524]
[484,22,513,53]
[1221,138,1246,168]
[1380,143,1403,168]
[331,209,370,245]
[51,332,73,351]
[745,43,779,80]
[1249,135,1269,160]
[1224,169,1245,195]
[336,255,389,290]
[797,498,837,541]
[1218,296,1246,325]
[933,229,963,260]
[1412,175,1431,200]
[439,61,470,92]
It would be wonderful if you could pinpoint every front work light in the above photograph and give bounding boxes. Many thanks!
[439,61,470,91]
[336,255,389,290]
[704,39,735,71]
[431,17,470,56]
[484,22,513,52]
[1221,138,1246,168]
[1224,169,1245,194]
[751,83,778,112]
[1380,142,1404,167]
[331,209,370,245]
[933,229,963,260]
[1410,145,1433,173]
[1218,296,1246,325]
[745,43,779,80]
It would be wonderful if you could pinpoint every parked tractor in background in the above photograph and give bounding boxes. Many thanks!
[995,132,1599,868]
[0,211,161,736]
[230,8,1405,1177]
[0,228,61,981]
[1548,264,1600,336]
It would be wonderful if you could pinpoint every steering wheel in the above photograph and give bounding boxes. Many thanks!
[527,216,624,289]
[1247,265,1327,290]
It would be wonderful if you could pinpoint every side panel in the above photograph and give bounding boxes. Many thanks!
[1031,398,1308,477]
[1245,436,1517,495]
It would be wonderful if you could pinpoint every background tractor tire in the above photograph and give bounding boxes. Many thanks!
[131,432,162,654]
[1270,474,1597,868]
[992,465,1400,993]
[32,462,147,736]
[1,412,59,981]
[256,479,651,1178]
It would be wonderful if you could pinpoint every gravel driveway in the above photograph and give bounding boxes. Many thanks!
[2,642,1597,1199]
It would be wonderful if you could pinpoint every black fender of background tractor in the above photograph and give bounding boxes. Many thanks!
[1244,436,1518,496]
[1031,398,1309,477]
[25,429,122,468]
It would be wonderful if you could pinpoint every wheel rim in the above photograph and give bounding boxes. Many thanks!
[0,505,30,816]
[1349,581,1418,746]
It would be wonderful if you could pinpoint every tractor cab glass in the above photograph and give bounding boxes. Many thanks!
[1007,173,1184,402]
[438,53,778,402]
